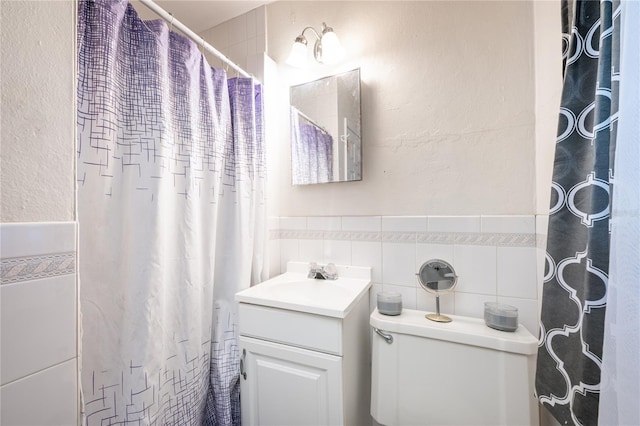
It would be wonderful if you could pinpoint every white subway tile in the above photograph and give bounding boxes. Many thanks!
[417,288,455,316]
[246,9,257,38]
[280,239,299,272]
[255,6,266,36]
[246,52,259,77]
[416,243,454,267]
[497,296,540,337]
[323,240,351,265]
[352,241,382,283]
[280,217,306,230]
[228,41,248,68]
[1,275,76,385]
[256,33,266,53]
[454,292,497,319]
[342,216,381,232]
[267,217,280,231]
[382,216,427,232]
[481,215,535,234]
[382,283,417,310]
[206,23,229,50]
[536,214,550,238]
[247,36,258,56]
[382,242,416,287]
[0,222,75,259]
[267,239,281,278]
[428,216,481,233]
[369,283,383,313]
[0,359,77,426]
[497,247,538,299]
[228,14,247,46]
[307,216,342,231]
[453,245,497,295]
[299,239,324,264]
[536,246,548,302]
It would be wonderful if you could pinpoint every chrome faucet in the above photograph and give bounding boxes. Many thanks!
[308,262,338,280]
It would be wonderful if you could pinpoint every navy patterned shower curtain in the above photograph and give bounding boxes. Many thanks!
[77,1,266,424]
[536,0,620,425]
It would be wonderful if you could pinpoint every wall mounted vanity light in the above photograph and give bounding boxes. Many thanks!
[286,22,345,68]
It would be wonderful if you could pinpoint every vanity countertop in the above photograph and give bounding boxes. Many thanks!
[236,262,372,318]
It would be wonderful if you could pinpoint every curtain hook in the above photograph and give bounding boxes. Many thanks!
[168,12,174,33]
[199,37,205,54]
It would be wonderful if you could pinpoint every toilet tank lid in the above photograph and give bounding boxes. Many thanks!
[370,309,537,355]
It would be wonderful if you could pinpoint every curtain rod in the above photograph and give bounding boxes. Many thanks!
[292,107,331,135]
[137,0,253,79]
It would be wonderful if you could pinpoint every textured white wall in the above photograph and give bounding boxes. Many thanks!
[0,3,77,424]
[266,1,561,218]
[0,1,76,223]
[533,1,562,215]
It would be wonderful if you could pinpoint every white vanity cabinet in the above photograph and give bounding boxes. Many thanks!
[239,334,342,425]
[235,262,372,426]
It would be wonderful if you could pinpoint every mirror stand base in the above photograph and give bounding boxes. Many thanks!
[426,313,452,323]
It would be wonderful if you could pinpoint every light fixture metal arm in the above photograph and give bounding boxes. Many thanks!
[298,25,328,64]
[299,26,322,41]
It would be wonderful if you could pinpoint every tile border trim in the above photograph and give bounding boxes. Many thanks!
[1,252,76,285]
[271,229,538,248]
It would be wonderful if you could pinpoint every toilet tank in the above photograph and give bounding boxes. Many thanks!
[370,309,539,426]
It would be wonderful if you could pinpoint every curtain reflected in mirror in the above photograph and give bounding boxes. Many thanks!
[290,69,361,185]
[291,107,334,184]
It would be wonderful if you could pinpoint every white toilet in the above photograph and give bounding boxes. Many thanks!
[370,308,539,426]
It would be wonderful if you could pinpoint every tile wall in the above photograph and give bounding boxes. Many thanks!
[269,215,547,336]
[0,222,78,426]
[199,6,266,77]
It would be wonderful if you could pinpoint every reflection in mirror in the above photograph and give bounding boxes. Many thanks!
[417,259,458,323]
[417,260,457,292]
[290,69,361,185]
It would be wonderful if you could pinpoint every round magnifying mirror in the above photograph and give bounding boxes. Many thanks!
[416,259,457,323]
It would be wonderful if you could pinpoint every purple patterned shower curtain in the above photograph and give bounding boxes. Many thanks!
[77,1,266,425]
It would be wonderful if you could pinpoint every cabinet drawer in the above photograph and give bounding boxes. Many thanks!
[238,303,343,355]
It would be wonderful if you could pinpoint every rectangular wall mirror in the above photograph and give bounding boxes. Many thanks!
[290,69,362,185]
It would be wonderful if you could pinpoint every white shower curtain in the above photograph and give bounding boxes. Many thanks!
[598,0,640,424]
[76,1,266,424]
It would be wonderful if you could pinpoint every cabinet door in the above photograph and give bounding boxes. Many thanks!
[240,336,343,426]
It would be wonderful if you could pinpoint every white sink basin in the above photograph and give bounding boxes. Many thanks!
[267,280,351,303]
[235,262,372,318]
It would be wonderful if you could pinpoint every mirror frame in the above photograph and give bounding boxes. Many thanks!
[289,68,362,186]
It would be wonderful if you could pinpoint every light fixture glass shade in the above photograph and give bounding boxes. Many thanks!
[319,30,344,64]
[286,39,308,68]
